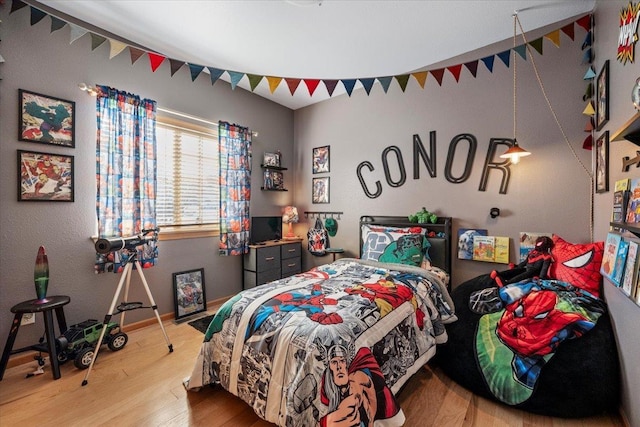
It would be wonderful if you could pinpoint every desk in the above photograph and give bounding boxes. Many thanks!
[0,295,70,380]
[325,248,345,262]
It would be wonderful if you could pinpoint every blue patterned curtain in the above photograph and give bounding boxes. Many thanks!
[95,86,158,273]
[218,121,252,256]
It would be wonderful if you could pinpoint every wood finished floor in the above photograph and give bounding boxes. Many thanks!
[0,314,625,427]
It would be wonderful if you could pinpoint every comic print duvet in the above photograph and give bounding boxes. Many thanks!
[185,259,456,427]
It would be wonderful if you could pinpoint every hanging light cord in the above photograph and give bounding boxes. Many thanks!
[514,12,594,241]
[513,15,518,142]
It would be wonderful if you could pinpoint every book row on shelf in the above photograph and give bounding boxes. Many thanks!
[602,230,640,307]
[611,177,640,224]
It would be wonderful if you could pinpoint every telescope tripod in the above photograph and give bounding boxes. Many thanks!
[82,252,173,386]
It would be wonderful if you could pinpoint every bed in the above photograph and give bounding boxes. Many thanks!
[437,234,621,418]
[185,216,456,426]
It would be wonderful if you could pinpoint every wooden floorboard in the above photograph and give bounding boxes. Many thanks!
[0,315,625,427]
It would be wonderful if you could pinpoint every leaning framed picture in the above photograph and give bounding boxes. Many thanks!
[596,60,609,131]
[595,131,609,194]
[312,145,330,173]
[173,268,206,321]
[18,150,74,201]
[19,89,75,148]
[312,176,330,204]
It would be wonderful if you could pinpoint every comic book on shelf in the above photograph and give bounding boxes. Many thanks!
[612,178,630,224]
[472,235,510,264]
[611,239,629,288]
[626,178,640,223]
[622,240,639,297]
[601,232,622,285]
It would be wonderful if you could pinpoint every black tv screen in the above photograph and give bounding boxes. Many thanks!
[250,216,282,244]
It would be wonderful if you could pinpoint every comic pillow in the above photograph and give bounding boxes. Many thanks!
[361,225,431,267]
[549,234,604,297]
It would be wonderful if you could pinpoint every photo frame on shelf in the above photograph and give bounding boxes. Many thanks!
[312,145,330,174]
[263,152,281,167]
[18,149,74,202]
[173,268,206,321]
[312,176,330,204]
[595,131,609,194]
[596,60,609,131]
[19,89,75,148]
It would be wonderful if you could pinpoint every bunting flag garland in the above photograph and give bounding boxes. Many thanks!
[10,1,593,99]
[582,82,593,100]
[582,101,595,115]
[582,134,593,150]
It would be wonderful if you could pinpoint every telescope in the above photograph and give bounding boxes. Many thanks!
[95,228,159,254]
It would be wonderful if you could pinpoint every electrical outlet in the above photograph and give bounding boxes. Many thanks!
[20,313,36,326]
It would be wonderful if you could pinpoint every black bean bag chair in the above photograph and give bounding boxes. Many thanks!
[436,272,620,418]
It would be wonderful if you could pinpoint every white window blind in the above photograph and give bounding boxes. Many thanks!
[156,119,219,227]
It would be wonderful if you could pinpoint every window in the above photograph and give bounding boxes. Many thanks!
[156,113,219,239]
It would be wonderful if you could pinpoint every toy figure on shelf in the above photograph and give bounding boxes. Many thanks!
[491,236,554,287]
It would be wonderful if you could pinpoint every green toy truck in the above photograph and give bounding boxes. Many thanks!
[56,319,128,369]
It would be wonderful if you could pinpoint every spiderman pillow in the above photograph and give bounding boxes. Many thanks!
[549,234,604,297]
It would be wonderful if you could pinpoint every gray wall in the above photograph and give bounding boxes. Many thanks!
[0,7,294,349]
[292,4,639,425]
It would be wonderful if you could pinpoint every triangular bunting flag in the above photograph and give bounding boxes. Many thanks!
[514,45,527,60]
[0,54,5,63]
[395,75,410,92]
[108,39,128,59]
[582,134,593,150]
[359,78,376,95]
[545,30,561,47]
[304,79,321,96]
[266,76,283,94]
[464,60,479,77]
[10,0,28,14]
[582,101,595,115]
[412,71,428,88]
[497,50,511,67]
[169,59,185,76]
[189,64,205,82]
[583,82,593,101]
[582,31,592,49]
[323,79,339,96]
[342,79,357,96]
[447,65,462,82]
[561,23,575,40]
[285,78,301,95]
[207,67,225,85]
[584,117,594,132]
[430,69,445,86]
[481,55,495,72]
[248,74,264,91]
[583,67,596,80]
[576,15,592,32]
[148,53,166,72]
[377,77,392,93]
[69,24,88,44]
[130,47,145,64]
[529,38,543,55]
[50,16,66,33]
[227,71,244,90]
[91,34,107,51]
[582,48,593,65]
[30,7,47,26]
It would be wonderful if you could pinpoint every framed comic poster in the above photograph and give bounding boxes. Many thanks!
[263,152,281,167]
[312,176,330,204]
[596,60,609,131]
[18,150,74,201]
[173,268,206,321]
[595,131,609,194]
[312,145,330,173]
[19,89,75,147]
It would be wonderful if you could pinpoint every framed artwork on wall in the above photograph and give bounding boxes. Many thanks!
[173,268,206,321]
[19,89,75,148]
[263,152,281,167]
[312,145,330,173]
[18,150,74,202]
[596,60,609,131]
[595,131,609,194]
[312,176,330,204]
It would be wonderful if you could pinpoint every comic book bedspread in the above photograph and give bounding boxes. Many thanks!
[471,279,606,405]
[185,259,456,427]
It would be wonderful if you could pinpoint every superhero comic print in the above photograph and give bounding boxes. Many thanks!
[185,259,456,427]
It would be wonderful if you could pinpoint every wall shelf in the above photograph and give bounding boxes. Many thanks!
[610,222,640,238]
[611,112,640,145]
[261,164,287,171]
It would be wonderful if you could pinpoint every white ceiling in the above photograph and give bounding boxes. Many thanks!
[37,0,595,110]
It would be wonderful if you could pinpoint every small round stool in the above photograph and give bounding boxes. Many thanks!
[325,248,344,262]
[0,295,70,380]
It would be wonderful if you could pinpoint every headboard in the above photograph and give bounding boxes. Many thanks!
[359,215,452,284]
